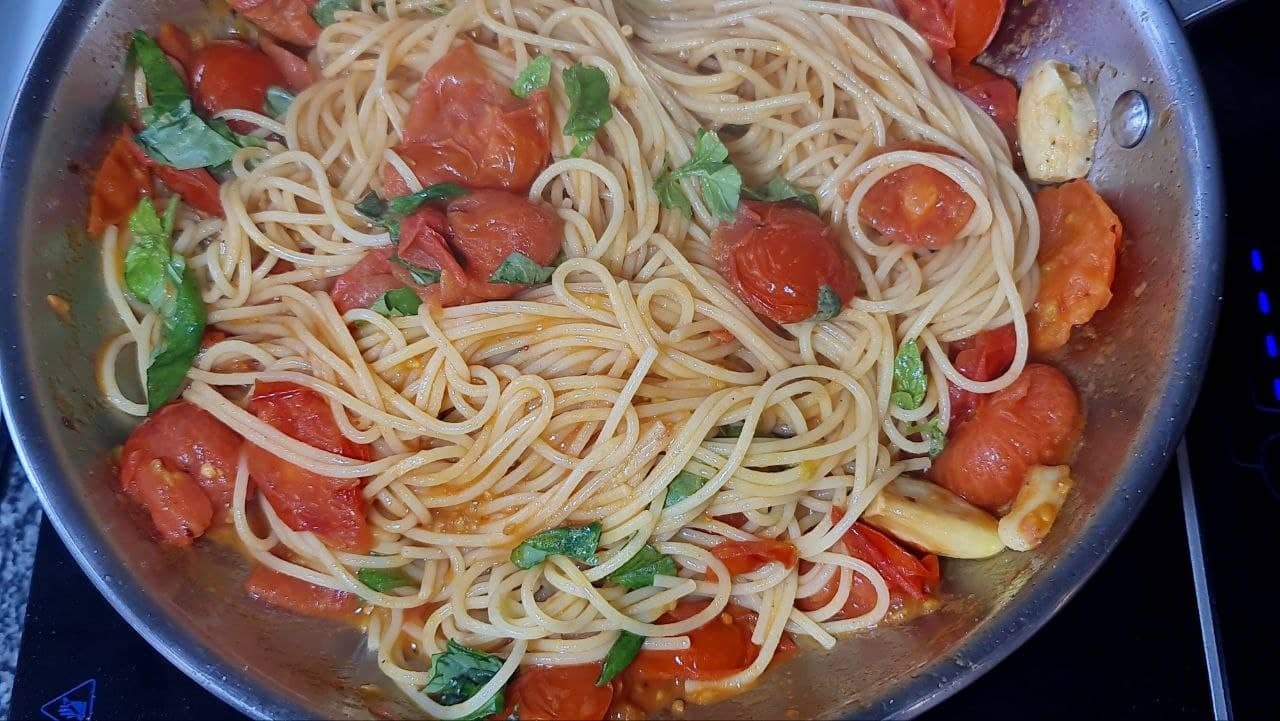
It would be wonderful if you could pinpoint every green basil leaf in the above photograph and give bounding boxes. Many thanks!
[389,255,442,286]
[596,631,644,687]
[656,129,742,220]
[124,198,176,305]
[810,284,843,322]
[663,470,708,508]
[209,118,268,149]
[510,522,602,569]
[386,183,471,216]
[511,55,552,99]
[425,640,504,719]
[264,86,295,118]
[742,176,819,214]
[489,252,556,285]
[905,418,947,458]
[699,163,743,221]
[355,191,388,220]
[311,0,357,26]
[562,64,612,158]
[370,287,423,318]
[135,100,240,170]
[890,339,927,411]
[130,31,188,117]
[653,170,691,218]
[681,128,730,175]
[357,567,415,592]
[607,544,676,590]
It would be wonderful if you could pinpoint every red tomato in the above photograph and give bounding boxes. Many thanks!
[947,0,1006,65]
[931,363,1081,512]
[386,41,552,195]
[712,201,858,324]
[260,35,315,91]
[120,396,245,532]
[795,558,882,619]
[708,539,798,582]
[1028,180,1122,355]
[947,324,1017,423]
[859,142,975,249]
[125,131,224,216]
[190,40,286,133]
[500,664,614,721]
[88,128,152,236]
[156,22,195,82]
[627,601,763,680]
[229,0,323,48]
[895,0,956,57]
[244,565,359,620]
[952,63,1019,148]
[246,381,373,553]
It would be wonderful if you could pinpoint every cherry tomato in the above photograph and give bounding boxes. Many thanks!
[386,41,552,195]
[244,565,359,619]
[952,63,1019,148]
[708,539,798,582]
[712,201,858,324]
[627,601,765,680]
[156,22,195,82]
[500,664,614,721]
[931,363,1081,512]
[88,128,152,236]
[859,142,975,249]
[795,558,882,619]
[190,40,286,133]
[229,0,323,48]
[119,400,244,538]
[260,35,315,91]
[894,0,956,57]
[947,0,1006,65]
[125,127,224,216]
[246,381,373,553]
[1028,180,1122,355]
[947,324,1017,423]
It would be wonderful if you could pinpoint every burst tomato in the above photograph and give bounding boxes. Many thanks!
[895,0,956,57]
[246,381,373,553]
[190,40,286,133]
[931,363,1081,512]
[260,35,315,91]
[386,41,553,195]
[708,539,798,582]
[229,0,323,48]
[947,324,1017,422]
[952,63,1019,147]
[797,514,940,619]
[626,601,763,680]
[860,142,975,249]
[947,0,1006,64]
[124,129,224,216]
[88,128,152,236]
[712,200,858,324]
[1028,180,1122,355]
[500,664,614,721]
[244,565,359,620]
[156,22,195,81]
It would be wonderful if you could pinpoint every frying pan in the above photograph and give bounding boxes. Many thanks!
[0,0,1229,718]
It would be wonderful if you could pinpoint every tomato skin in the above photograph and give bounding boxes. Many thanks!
[191,41,286,133]
[500,664,614,721]
[229,0,323,48]
[708,539,798,582]
[88,128,153,236]
[124,130,224,216]
[947,0,1006,65]
[712,201,858,324]
[859,142,975,249]
[260,35,315,91]
[952,63,1019,147]
[932,363,1081,512]
[246,381,373,553]
[1028,180,1122,355]
[156,22,196,82]
[387,41,552,195]
[626,601,761,680]
[244,565,359,620]
[895,0,956,57]
[121,458,214,546]
[947,324,1017,423]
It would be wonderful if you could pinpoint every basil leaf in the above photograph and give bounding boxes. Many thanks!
[715,420,745,438]
[489,252,556,285]
[656,129,743,221]
[905,418,947,458]
[389,255,442,286]
[607,544,676,589]
[684,129,730,174]
[510,522,602,569]
[663,470,708,508]
[264,86,295,118]
[124,198,178,305]
[654,169,691,218]
[699,163,743,221]
[425,640,504,720]
[596,631,644,687]
[130,31,188,117]
[209,118,268,149]
[311,0,357,26]
[357,567,415,592]
[511,55,552,99]
[355,191,387,220]
[890,339,927,410]
[135,100,240,170]
[370,287,423,318]
[386,183,470,216]
[562,64,612,158]
[742,176,819,214]
[810,284,843,322]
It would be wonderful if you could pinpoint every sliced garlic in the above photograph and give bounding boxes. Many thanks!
[1017,60,1099,184]
[998,465,1074,552]
[863,477,1004,559]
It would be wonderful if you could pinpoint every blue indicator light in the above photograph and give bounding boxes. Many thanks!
[1268,335,1278,358]
[1252,249,1264,272]
[1260,291,1272,315]
[1273,378,1280,402]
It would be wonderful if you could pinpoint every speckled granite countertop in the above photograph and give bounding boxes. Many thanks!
[0,457,42,719]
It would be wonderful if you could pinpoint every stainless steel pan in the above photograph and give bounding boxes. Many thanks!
[0,0,1229,718]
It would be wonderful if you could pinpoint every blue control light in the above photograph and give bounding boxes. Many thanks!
[1260,291,1272,315]
[1268,335,1278,358]
[1252,248,1264,273]
[1273,377,1280,403]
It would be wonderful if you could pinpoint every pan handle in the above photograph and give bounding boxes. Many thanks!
[1168,0,1240,25]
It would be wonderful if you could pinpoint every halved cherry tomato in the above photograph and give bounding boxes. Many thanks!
[246,381,373,553]
[156,22,196,82]
[229,0,323,48]
[124,132,224,216]
[260,35,315,91]
[386,41,552,195]
[931,363,1081,512]
[952,63,1019,148]
[119,401,243,545]
[860,142,975,249]
[948,0,1006,65]
[244,565,359,620]
[708,539,798,582]
[500,664,614,721]
[1028,180,1122,355]
[190,40,286,133]
[894,0,956,57]
[626,601,765,680]
[88,129,152,236]
[795,557,882,619]
[712,201,858,325]
[947,324,1017,423]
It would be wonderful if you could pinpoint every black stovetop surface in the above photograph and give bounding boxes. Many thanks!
[8,3,1280,720]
